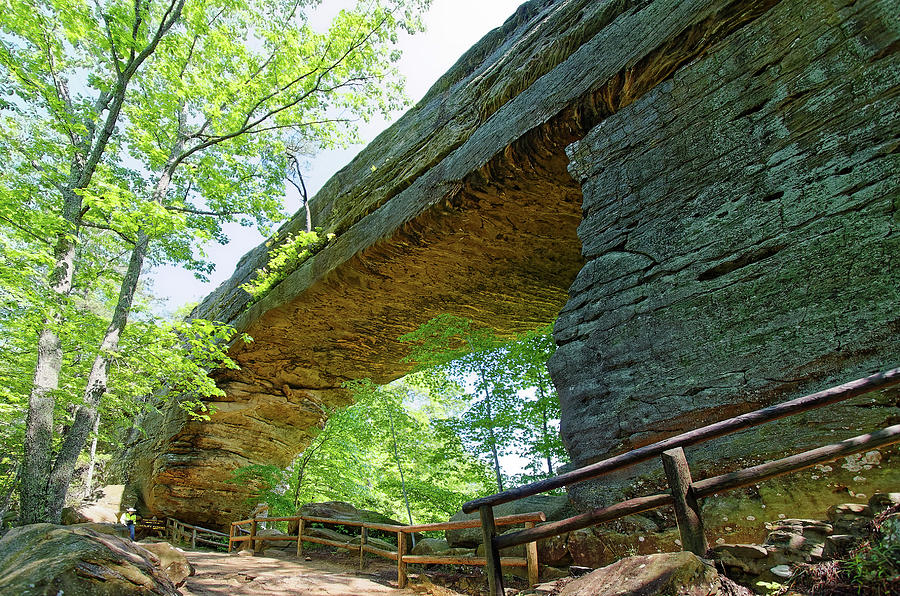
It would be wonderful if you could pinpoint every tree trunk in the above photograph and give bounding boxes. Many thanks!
[20,186,83,524]
[536,383,553,476]
[84,411,101,498]
[45,231,149,521]
[389,411,415,532]
[474,360,504,493]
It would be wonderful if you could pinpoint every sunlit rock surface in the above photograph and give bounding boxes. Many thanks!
[121,0,900,528]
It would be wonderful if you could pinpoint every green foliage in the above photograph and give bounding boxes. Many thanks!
[401,316,567,489]
[234,377,495,523]
[0,0,430,521]
[843,518,900,593]
[241,229,335,300]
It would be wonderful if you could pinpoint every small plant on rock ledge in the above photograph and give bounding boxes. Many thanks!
[241,229,336,302]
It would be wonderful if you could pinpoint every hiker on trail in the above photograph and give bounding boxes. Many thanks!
[120,507,137,540]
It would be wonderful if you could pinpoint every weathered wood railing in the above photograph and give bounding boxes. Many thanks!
[462,366,900,595]
[167,518,229,550]
[228,511,546,588]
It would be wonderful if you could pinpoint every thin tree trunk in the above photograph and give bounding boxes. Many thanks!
[293,432,329,509]
[485,402,504,492]
[0,461,21,524]
[84,412,101,498]
[536,383,553,476]
[46,231,149,521]
[476,362,504,493]
[389,411,415,535]
[45,124,184,521]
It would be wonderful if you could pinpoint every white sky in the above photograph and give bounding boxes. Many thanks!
[151,0,525,314]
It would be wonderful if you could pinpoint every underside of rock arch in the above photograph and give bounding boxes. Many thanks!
[121,0,899,529]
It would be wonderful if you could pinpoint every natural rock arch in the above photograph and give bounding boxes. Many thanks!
[120,0,900,528]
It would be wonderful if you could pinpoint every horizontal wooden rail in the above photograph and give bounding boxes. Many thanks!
[302,535,361,551]
[167,517,228,550]
[693,424,900,497]
[229,512,545,533]
[245,535,297,542]
[176,521,228,537]
[403,555,529,567]
[496,493,672,549]
[362,544,399,560]
[403,512,545,533]
[463,366,900,513]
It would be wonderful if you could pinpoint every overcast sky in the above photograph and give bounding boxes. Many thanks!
[151,0,525,314]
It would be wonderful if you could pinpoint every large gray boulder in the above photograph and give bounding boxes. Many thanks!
[0,524,177,595]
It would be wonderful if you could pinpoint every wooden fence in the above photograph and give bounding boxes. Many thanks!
[229,511,546,588]
[167,517,229,550]
[461,366,900,595]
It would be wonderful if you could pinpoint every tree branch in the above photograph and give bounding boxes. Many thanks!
[80,221,137,245]
[0,215,53,246]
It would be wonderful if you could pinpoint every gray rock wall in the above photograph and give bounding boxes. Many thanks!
[551,0,900,507]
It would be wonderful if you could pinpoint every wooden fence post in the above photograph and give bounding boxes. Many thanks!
[228,524,233,553]
[661,447,708,556]
[359,526,368,571]
[479,505,504,596]
[191,527,197,549]
[524,521,539,587]
[250,519,258,554]
[397,530,408,588]
[296,518,304,557]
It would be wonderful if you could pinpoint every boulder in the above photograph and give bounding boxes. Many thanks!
[557,551,751,596]
[61,506,91,525]
[411,538,450,556]
[446,494,573,548]
[253,528,290,553]
[350,535,396,553]
[827,503,874,535]
[0,523,177,595]
[303,526,354,544]
[136,541,194,586]
[538,532,572,568]
[300,501,403,525]
[709,543,776,583]
[71,522,130,540]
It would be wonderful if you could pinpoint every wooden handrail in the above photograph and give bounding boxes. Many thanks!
[229,511,545,533]
[227,511,546,588]
[462,366,900,513]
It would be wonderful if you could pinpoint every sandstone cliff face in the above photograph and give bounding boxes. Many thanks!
[122,0,899,528]
[552,0,900,506]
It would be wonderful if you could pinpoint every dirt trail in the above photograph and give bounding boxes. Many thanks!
[179,549,463,596]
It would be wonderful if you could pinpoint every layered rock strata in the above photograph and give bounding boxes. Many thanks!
[551,0,900,507]
[122,0,899,528]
